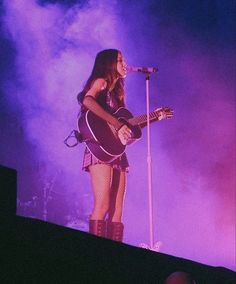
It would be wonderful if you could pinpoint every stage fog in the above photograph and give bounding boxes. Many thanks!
[0,0,235,271]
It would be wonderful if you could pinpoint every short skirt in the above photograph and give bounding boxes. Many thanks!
[82,147,129,172]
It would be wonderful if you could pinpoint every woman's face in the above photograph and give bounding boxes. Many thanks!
[116,52,127,78]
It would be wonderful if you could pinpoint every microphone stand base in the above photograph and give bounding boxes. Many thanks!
[139,241,162,252]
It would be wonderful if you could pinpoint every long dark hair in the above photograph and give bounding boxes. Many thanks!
[77,49,125,107]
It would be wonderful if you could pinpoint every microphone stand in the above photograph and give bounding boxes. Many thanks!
[139,72,162,252]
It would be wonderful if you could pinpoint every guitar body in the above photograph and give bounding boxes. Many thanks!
[78,107,142,162]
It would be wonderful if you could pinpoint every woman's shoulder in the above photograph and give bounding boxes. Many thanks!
[91,78,107,91]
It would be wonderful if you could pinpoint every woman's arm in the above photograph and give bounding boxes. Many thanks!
[83,78,124,130]
[83,78,132,143]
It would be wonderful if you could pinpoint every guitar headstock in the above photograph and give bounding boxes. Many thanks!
[154,107,174,120]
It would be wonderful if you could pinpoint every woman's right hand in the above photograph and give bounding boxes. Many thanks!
[117,124,132,145]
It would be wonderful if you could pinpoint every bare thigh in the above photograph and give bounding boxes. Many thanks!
[108,169,126,222]
[89,164,112,219]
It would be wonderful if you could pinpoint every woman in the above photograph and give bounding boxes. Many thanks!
[77,49,132,242]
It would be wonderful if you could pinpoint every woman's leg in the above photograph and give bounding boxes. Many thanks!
[106,169,126,242]
[108,169,126,222]
[89,164,112,220]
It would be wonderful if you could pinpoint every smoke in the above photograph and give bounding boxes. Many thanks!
[1,0,122,231]
[2,0,120,175]
[1,0,235,270]
[121,2,235,270]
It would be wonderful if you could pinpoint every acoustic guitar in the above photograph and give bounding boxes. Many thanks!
[78,107,173,162]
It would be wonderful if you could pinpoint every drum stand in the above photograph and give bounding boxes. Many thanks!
[139,72,162,252]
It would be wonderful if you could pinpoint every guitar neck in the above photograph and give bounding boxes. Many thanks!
[128,111,160,128]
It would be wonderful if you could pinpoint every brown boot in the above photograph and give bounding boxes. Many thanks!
[89,220,106,237]
[107,222,124,242]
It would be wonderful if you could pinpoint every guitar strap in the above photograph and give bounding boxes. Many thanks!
[64,128,102,148]
[64,130,82,148]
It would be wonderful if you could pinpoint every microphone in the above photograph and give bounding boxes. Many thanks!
[127,66,158,74]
